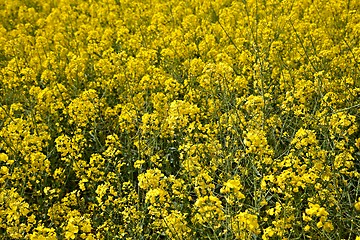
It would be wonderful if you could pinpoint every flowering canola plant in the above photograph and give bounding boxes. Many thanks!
[1,0,360,239]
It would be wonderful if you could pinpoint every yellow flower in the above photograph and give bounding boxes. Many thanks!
[302,213,312,222]
[316,221,323,229]
[138,168,164,190]
[231,211,260,239]
[65,223,78,240]
[145,188,169,205]
[193,195,225,228]
[134,159,145,169]
[355,199,360,211]
[305,203,320,216]
[79,178,88,191]
[323,221,334,232]
[28,225,57,240]
[291,128,318,149]
[163,211,191,239]
[80,218,92,233]
[304,225,311,232]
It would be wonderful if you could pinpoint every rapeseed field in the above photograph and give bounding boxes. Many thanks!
[0,0,360,239]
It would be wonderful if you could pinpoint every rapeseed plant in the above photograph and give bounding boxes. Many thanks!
[0,0,359,239]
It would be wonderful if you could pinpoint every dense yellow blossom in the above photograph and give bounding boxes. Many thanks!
[231,211,260,239]
[1,0,360,238]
